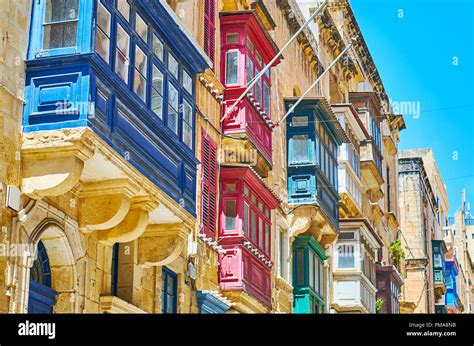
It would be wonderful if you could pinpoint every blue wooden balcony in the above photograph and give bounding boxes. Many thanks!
[285,97,348,229]
[22,0,211,215]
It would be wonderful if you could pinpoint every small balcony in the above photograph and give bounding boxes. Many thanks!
[332,273,377,313]
[332,221,383,313]
[222,91,273,175]
[218,167,280,310]
[220,11,281,177]
[338,161,362,217]
[382,120,397,155]
[285,97,347,232]
[349,92,384,192]
[360,141,384,191]
[293,236,328,313]
[376,265,404,314]
[219,243,272,310]
[432,240,447,299]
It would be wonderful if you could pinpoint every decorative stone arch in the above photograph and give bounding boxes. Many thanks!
[28,219,77,313]
[17,200,86,313]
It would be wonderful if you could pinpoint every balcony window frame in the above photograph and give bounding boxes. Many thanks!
[336,243,357,269]
[162,267,178,314]
[287,114,316,166]
[293,236,327,314]
[241,184,272,256]
[225,50,240,86]
[316,119,338,189]
[96,0,112,63]
[220,180,272,256]
[92,2,196,152]
[245,39,271,115]
[41,0,81,55]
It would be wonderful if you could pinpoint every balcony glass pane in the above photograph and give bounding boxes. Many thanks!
[295,249,305,286]
[251,211,257,243]
[183,70,193,95]
[168,54,179,79]
[244,203,249,236]
[182,100,193,148]
[265,224,270,255]
[136,13,148,42]
[226,51,238,85]
[309,251,314,290]
[117,0,130,21]
[45,0,78,23]
[255,69,262,104]
[153,34,164,60]
[314,255,320,293]
[224,200,236,230]
[264,83,270,114]
[115,24,130,83]
[258,218,263,249]
[226,33,238,44]
[291,116,308,127]
[338,244,355,268]
[291,134,309,163]
[152,66,163,119]
[168,84,179,134]
[434,254,442,268]
[134,46,147,101]
[246,57,254,85]
[96,2,111,62]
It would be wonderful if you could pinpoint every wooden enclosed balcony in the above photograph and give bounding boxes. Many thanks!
[360,141,384,191]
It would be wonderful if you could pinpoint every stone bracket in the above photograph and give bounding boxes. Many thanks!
[137,223,190,268]
[78,179,141,233]
[21,129,95,199]
[288,206,337,247]
[97,197,156,245]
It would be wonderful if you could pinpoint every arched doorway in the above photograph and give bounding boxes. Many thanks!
[28,241,57,313]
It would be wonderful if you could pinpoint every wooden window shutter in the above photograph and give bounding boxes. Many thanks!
[204,0,216,66]
[201,130,218,237]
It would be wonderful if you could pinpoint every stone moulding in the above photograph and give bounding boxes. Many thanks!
[222,290,270,313]
[137,223,190,268]
[99,295,147,314]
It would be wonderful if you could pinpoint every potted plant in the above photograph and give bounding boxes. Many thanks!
[389,240,405,271]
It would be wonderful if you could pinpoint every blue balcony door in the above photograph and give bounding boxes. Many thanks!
[28,241,57,314]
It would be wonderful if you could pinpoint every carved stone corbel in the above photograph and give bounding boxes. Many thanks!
[21,128,95,199]
[78,179,140,233]
[288,212,311,243]
[97,197,156,245]
[288,206,338,246]
[137,223,190,268]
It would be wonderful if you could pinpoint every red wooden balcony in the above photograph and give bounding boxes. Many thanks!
[218,167,280,309]
[219,12,282,175]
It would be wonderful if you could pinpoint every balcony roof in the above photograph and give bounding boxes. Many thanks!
[332,103,370,141]
[284,97,350,144]
[339,218,384,248]
[220,10,283,66]
[220,165,282,207]
[376,265,404,287]
[142,0,212,72]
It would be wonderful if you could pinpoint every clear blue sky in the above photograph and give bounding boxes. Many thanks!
[351,0,474,216]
